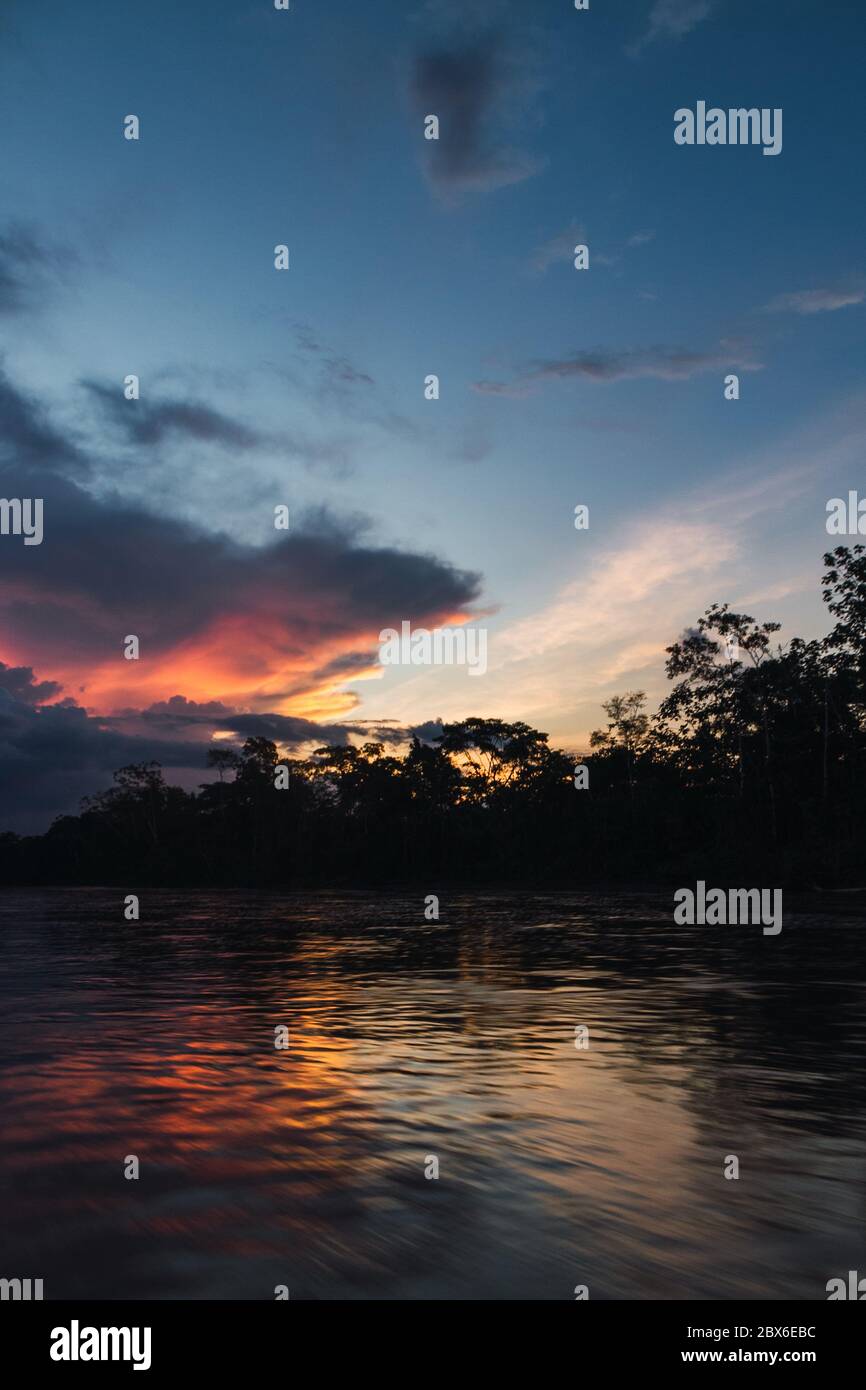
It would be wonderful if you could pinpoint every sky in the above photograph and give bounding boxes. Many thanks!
[1,0,864,831]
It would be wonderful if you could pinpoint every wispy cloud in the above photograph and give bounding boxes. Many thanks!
[474,342,762,395]
[762,284,866,315]
[289,322,375,390]
[530,225,655,275]
[83,377,351,474]
[0,220,76,318]
[360,393,866,742]
[472,378,534,399]
[629,0,715,57]
[530,223,586,275]
[486,450,826,723]
[84,381,262,449]
[357,513,739,738]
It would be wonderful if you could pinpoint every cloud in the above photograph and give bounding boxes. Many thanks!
[83,381,262,449]
[0,362,89,474]
[496,519,738,669]
[530,345,761,384]
[531,224,656,275]
[0,221,75,317]
[259,325,419,458]
[0,361,487,827]
[83,378,349,472]
[762,286,866,316]
[124,698,391,748]
[0,225,43,316]
[134,694,234,722]
[471,379,533,399]
[0,680,450,833]
[629,0,715,56]
[351,511,738,738]
[485,448,823,717]
[322,358,375,388]
[0,688,209,834]
[0,365,484,722]
[359,393,866,744]
[0,662,63,706]
[0,469,483,716]
[409,33,545,197]
[288,323,375,391]
[473,342,762,394]
[117,696,445,756]
[530,224,586,275]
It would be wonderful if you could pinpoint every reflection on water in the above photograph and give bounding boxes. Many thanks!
[1,888,865,1299]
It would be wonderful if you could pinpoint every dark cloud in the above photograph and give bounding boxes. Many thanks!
[0,691,447,834]
[0,364,484,827]
[0,363,89,474]
[197,712,370,745]
[83,380,262,450]
[404,719,446,745]
[124,699,442,753]
[141,695,233,719]
[474,343,763,393]
[123,706,446,758]
[0,688,208,834]
[410,33,544,197]
[82,377,351,473]
[123,700,353,746]
[0,458,482,677]
[529,346,761,384]
[311,652,380,680]
[0,662,62,706]
[0,225,42,315]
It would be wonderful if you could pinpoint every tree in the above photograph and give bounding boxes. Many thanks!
[590,692,650,797]
[436,717,561,803]
[206,747,241,782]
[823,543,866,707]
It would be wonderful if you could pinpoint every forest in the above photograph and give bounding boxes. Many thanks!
[1,545,864,888]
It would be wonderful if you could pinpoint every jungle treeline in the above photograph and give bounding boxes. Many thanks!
[2,545,865,888]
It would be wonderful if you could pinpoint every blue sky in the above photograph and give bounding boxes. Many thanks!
[1,0,864,827]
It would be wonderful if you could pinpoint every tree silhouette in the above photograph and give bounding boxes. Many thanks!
[2,549,865,889]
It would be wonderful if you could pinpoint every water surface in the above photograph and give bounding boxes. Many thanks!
[1,888,865,1299]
